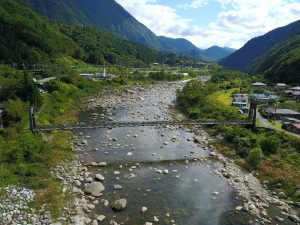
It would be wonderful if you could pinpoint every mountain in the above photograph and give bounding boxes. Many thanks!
[250,35,300,84]
[0,0,79,64]
[220,20,300,71]
[19,0,163,50]
[0,0,177,67]
[158,36,208,61]
[18,0,207,61]
[203,46,235,61]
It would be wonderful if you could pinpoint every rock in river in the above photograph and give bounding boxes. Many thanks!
[111,199,127,211]
[289,214,300,223]
[84,182,105,196]
[141,207,148,213]
[95,174,105,181]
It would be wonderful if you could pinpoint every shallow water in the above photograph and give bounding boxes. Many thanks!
[76,83,259,225]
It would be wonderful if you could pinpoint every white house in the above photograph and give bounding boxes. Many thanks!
[251,82,267,88]
[275,83,287,90]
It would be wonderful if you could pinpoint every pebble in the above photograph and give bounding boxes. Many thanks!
[95,174,105,181]
[153,216,159,223]
[96,215,106,222]
[141,207,148,213]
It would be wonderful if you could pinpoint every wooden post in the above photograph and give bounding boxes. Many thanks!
[29,106,36,132]
[248,101,257,128]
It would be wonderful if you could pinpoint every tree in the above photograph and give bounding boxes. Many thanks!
[247,148,263,169]
[19,72,43,107]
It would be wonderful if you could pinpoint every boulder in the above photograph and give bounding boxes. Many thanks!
[84,182,105,196]
[289,214,300,223]
[111,199,127,211]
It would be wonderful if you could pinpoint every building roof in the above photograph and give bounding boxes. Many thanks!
[292,124,300,129]
[285,117,300,123]
[0,103,4,109]
[79,73,94,76]
[265,108,300,115]
[276,83,286,86]
[251,94,269,99]
[292,91,300,96]
[291,86,300,91]
[252,82,266,86]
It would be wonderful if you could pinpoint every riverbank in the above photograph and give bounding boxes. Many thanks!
[175,78,300,223]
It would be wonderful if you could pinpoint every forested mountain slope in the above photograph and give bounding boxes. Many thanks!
[0,0,180,66]
[220,20,300,71]
[18,0,208,61]
[203,46,235,61]
[250,35,300,84]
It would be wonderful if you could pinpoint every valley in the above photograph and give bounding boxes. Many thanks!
[0,0,300,225]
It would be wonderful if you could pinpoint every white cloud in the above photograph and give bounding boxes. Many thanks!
[179,0,208,9]
[116,0,300,49]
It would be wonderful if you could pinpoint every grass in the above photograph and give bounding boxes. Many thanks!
[269,121,283,129]
[208,88,237,106]
[259,152,300,201]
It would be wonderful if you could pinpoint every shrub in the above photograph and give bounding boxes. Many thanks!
[247,148,263,169]
[260,136,281,155]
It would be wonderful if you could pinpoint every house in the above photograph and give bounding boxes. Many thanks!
[232,94,248,107]
[265,108,300,119]
[251,82,267,88]
[233,102,248,107]
[290,86,300,91]
[275,83,287,90]
[284,90,300,101]
[251,94,270,104]
[79,73,94,78]
[292,91,300,101]
[284,123,300,134]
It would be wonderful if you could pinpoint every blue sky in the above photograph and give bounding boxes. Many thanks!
[116,0,300,49]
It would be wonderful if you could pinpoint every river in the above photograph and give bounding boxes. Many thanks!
[73,81,292,225]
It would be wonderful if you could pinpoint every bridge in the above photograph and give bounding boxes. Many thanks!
[34,119,252,132]
[29,101,257,132]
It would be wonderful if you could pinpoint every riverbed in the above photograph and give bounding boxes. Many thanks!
[72,81,295,225]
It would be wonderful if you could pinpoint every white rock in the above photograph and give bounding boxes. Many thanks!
[96,215,106,222]
[95,174,105,181]
[153,216,159,223]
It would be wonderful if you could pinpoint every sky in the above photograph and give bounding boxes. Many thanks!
[116,0,300,49]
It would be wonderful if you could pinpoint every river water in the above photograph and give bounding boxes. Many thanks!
[76,82,256,225]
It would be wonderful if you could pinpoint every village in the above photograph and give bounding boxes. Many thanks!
[231,81,300,135]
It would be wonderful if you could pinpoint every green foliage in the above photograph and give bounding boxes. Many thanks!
[0,0,198,67]
[252,35,300,84]
[19,0,209,61]
[148,71,183,81]
[260,136,281,155]
[60,25,160,67]
[176,80,241,120]
[4,99,27,124]
[20,72,43,107]
[1,132,47,163]
[247,148,263,169]
[0,0,79,64]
